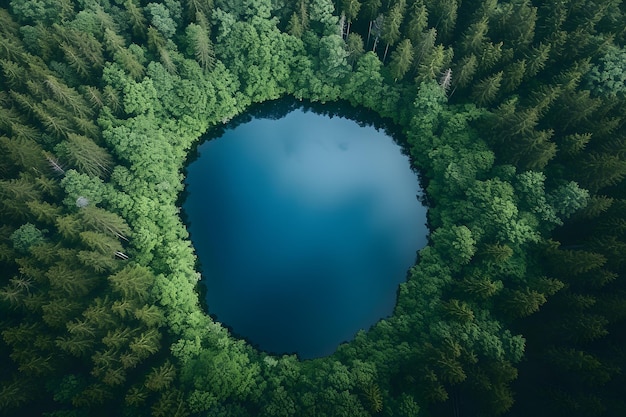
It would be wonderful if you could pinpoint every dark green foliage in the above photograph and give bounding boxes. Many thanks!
[1,1,626,417]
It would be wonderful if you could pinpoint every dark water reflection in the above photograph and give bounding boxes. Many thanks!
[183,103,428,359]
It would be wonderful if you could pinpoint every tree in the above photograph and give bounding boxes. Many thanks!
[124,0,148,39]
[362,383,383,413]
[345,32,364,66]
[108,264,155,303]
[10,223,45,253]
[146,2,177,39]
[501,59,526,93]
[0,177,40,221]
[318,34,349,80]
[453,54,477,88]
[524,42,550,79]
[129,328,161,359]
[586,45,626,98]
[55,133,113,178]
[9,0,69,25]
[134,304,165,327]
[381,0,405,62]
[339,0,360,37]
[343,52,384,109]
[500,288,547,318]
[459,17,489,55]
[79,206,130,240]
[405,1,428,44]
[388,38,413,81]
[184,0,213,22]
[432,225,476,267]
[577,152,626,192]
[145,361,176,391]
[442,299,475,323]
[186,23,215,72]
[471,71,503,106]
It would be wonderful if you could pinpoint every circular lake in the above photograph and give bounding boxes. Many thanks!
[183,103,428,359]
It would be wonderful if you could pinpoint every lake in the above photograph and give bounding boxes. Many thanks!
[183,102,428,359]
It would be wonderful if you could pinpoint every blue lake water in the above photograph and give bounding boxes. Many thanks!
[183,106,428,359]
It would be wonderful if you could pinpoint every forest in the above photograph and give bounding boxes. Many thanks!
[0,0,625,416]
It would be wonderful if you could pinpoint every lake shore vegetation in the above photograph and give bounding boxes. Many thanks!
[1,1,625,416]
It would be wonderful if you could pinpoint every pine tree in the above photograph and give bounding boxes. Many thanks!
[388,39,413,81]
[442,299,474,322]
[577,152,626,191]
[453,54,477,88]
[0,177,40,221]
[184,0,213,22]
[406,1,428,44]
[480,243,513,263]
[56,333,95,357]
[145,361,176,391]
[134,304,165,328]
[130,328,161,359]
[79,206,130,240]
[501,60,526,93]
[0,377,31,411]
[459,17,489,56]
[340,0,361,37]
[471,71,503,106]
[381,0,405,62]
[186,23,215,72]
[56,133,113,178]
[108,265,154,303]
[460,275,503,299]
[102,326,136,349]
[1,59,26,89]
[524,42,551,79]
[41,298,83,328]
[0,136,46,172]
[125,0,148,39]
[500,288,547,318]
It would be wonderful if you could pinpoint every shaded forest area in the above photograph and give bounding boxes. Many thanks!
[0,0,625,416]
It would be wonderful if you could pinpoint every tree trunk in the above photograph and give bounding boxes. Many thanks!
[383,43,390,62]
[367,20,372,47]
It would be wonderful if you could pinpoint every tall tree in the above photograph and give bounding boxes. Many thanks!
[381,0,405,62]
[388,38,413,81]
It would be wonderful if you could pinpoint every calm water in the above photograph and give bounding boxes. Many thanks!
[183,106,428,359]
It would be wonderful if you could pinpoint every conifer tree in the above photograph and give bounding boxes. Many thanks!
[471,71,502,106]
[388,38,413,81]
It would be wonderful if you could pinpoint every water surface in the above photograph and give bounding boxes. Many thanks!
[183,105,428,359]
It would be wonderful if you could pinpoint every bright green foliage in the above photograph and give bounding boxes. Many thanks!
[587,46,626,98]
[342,52,384,110]
[9,0,68,24]
[1,1,626,416]
[182,347,260,404]
[318,34,350,80]
[432,225,476,266]
[10,223,45,253]
[146,3,177,39]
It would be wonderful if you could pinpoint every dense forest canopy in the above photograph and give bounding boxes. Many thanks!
[0,0,625,416]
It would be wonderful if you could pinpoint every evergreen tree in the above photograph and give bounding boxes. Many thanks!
[388,38,413,81]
